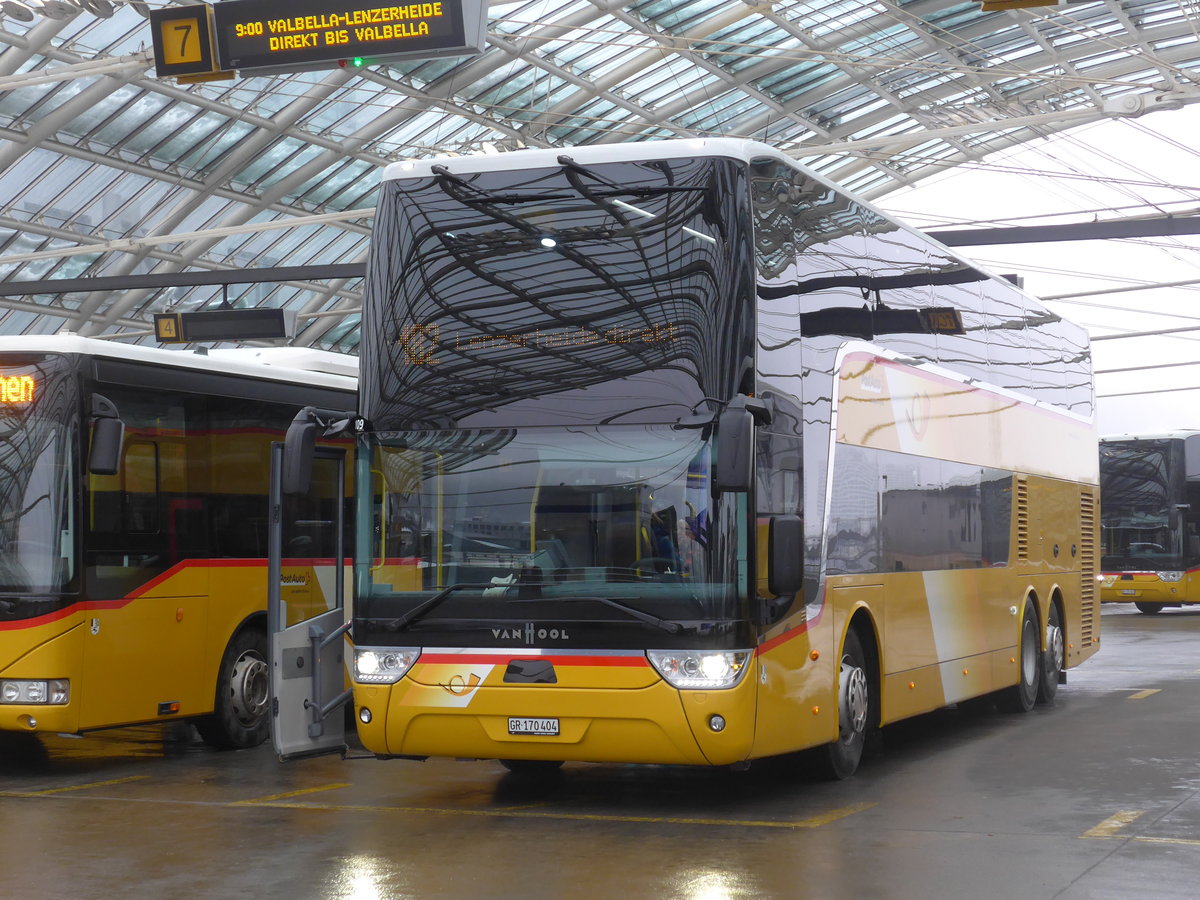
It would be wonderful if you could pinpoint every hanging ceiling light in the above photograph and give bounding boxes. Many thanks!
[74,0,114,16]
[37,0,80,18]
[0,0,37,21]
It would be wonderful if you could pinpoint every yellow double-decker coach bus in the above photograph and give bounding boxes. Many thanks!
[276,139,1100,778]
[1100,432,1200,614]
[0,334,354,750]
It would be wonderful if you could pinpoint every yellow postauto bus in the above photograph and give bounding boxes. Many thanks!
[0,335,354,749]
[275,139,1100,778]
[1099,432,1200,614]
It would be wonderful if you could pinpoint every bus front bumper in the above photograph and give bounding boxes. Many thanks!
[352,677,757,767]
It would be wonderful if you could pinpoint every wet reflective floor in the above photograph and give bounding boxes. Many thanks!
[3,604,1199,900]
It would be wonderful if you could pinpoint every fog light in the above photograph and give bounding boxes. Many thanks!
[359,707,372,724]
[709,714,726,733]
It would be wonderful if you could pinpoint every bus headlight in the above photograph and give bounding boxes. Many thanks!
[354,647,419,684]
[0,679,69,705]
[646,650,752,690]
[1157,571,1184,582]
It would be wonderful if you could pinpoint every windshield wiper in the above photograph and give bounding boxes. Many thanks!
[383,583,494,631]
[509,594,685,634]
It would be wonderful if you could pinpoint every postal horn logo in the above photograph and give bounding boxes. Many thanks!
[440,673,482,696]
[906,391,930,440]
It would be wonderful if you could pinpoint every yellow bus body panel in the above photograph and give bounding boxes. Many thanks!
[0,560,285,735]
[0,617,85,733]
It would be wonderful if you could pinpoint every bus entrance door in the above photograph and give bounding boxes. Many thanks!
[267,443,350,760]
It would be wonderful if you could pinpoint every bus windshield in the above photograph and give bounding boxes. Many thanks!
[1100,441,1183,570]
[357,424,747,642]
[0,356,76,595]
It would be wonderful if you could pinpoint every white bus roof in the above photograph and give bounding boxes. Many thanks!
[1101,431,1200,442]
[0,334,357,391]
[382,137,793,181]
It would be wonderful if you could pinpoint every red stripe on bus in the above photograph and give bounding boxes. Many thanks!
[0,559,276,630]
[755,593,826,656]
[418,652,648,667]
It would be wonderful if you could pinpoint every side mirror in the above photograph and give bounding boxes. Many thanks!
[88,393,124,476]
[1169,504,1187,530]
[282,419,316,495]
[714,404,754,493]
[768,515,803,597]
[88,416,124,476]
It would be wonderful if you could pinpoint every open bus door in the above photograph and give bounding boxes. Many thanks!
[267,441,351,760]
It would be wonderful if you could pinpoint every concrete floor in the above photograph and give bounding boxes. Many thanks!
[2,603,1198,900]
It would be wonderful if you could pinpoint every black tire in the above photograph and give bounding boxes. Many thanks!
[817,629,875,780]
[996,603,1040,713]
[1037,602,1064,705]
[196,627,270,750]
[499,759,564,777]
[1135,602,1164,615]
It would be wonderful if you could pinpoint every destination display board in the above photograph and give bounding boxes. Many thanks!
[211,0,487,73]
[154,309,297,343]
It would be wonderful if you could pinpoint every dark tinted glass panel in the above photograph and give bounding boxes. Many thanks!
[87,387,197,600]
[1099,439,1184,570]
[86,387,319,599]
[828,443,1012,575]
[363,157,755,430]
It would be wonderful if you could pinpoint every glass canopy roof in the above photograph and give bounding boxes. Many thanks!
[1,0,1198,353]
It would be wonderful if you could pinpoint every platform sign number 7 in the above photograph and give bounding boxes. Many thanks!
[149,5,219,79]
[161,17,201,65]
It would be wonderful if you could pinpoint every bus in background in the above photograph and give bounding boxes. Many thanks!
[276,138,1099,778]
[1100,432,1200,614]
[0,334,355,750]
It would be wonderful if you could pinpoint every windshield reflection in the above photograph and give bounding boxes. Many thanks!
[358,425,742,625]
[0,358,75,596]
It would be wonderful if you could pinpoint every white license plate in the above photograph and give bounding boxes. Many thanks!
[1120,589,1137,595]
[508,717,559,736]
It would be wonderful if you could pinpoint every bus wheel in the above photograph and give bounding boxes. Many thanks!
[819,629,872,780]
[1135,602,1164,615]
[1037,603,1064,705]
[196,628,270,750]
[996,604,1040,713]
[499,759,564,777]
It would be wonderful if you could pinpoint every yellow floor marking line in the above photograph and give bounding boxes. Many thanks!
[237,799,877,830]
[1081,810,1145,839]
[1135,836,1200,847]
[1128,689,1161,700]
[0,775,148,797]
[232,783,352,806]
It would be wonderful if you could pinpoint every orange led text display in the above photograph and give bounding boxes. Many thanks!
[0,375,35,404]
[397,323,679,366]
